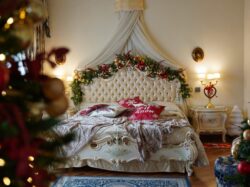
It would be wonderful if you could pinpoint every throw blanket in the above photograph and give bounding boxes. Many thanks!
[125,119,188,160]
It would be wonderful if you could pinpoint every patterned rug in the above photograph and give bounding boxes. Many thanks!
[203,143,231,149]
[52,176,190,187]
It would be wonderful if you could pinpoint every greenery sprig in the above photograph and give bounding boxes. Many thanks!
[71,52,191,105]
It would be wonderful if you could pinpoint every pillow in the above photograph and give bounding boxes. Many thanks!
[128,104,165,121]
[89,104,127,118]
[150,101,185,118]
[117,96,144,108]
[79,104,108,116]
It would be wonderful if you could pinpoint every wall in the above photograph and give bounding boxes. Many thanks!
[244,0,250,117]
[46,0,244,108]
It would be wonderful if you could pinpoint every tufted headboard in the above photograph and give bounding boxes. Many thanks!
[83,68,181,103]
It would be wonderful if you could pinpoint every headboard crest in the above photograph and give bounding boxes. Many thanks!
[71,53,191,105]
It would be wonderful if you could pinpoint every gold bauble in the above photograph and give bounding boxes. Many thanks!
[45,95,68,117]
[27,0,47,23]
[243,129,250,141]
[42,78,65,100]
[231,137,241,159]
[11,22,34,49]
[28,102,44,120]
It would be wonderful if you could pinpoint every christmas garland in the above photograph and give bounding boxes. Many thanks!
[71,53,191,105]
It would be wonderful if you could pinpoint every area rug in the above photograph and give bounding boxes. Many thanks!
[52,175,190,187]
[203,143,231,149]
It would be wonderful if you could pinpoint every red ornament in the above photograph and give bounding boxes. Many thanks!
[159,71,168,79]
[136,61,146,71]
[99,64,109,73]
[237,161,250,174]
[0,63,10,91]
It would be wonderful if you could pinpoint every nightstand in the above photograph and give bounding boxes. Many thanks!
[189,106,228,142]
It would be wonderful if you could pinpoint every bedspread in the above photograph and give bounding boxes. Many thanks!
[52,114,207,165]
[53,116,128,157]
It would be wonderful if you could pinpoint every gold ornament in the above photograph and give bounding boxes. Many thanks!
[42,78,65,100]
[28,102,44,120]
[231,137,241,159]
[243,129,250,141]
[45,95,68,117]
[11,22,34,48]
[26,0,47,23]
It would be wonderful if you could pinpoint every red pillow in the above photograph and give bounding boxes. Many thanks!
[117,96,144,108]
[128,105,165,121]
[80,104,108,116]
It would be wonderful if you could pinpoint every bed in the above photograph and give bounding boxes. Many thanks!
[53,63,209,176]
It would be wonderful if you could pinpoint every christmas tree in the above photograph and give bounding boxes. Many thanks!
[0,0,74,186]
[230,119,250,186]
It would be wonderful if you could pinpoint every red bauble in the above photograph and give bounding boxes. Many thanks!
[0,64,10,91]
[237,161,250,174]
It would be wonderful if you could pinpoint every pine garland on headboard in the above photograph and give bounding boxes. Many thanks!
[71,52,191,106]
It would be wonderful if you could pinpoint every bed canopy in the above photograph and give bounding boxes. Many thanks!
[71,0,191,110]
[77,0,182,70]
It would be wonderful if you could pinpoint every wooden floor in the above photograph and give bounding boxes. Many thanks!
[190,148,230,187]
[56,135,232,186]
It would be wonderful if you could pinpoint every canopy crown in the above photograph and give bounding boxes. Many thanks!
[115,0,144,11]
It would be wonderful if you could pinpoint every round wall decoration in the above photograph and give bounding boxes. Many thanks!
[192,47,204,62]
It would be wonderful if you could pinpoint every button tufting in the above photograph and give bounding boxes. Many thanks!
[83,70,180,103]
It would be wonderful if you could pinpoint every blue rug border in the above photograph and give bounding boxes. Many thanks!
[185,176,191,187]
[52,175,191,187]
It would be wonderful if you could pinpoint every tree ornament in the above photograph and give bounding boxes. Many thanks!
[231,137,241,159]
[42,78,65,100]
[0,63,10,92]
[11,22,34,49]
[27,0,47,22]
[45,95,68,117]
[237,161,250,174]
[243,129,250,141]
[28,102,44,119]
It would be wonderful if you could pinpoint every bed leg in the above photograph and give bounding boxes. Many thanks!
[186,163,193,176]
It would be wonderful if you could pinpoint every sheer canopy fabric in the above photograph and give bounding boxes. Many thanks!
[78,1,181,70]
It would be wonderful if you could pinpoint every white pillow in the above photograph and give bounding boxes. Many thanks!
[149,101,180,111]
[149,101,185,118]
[89,104,127,118]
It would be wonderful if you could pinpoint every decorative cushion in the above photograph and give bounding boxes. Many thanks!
[79,104,108,116]
[128,104,165,121]
[117,96,144,108]
[89,105,127,118]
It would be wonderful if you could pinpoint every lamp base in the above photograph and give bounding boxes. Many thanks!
[206,100,215,109]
